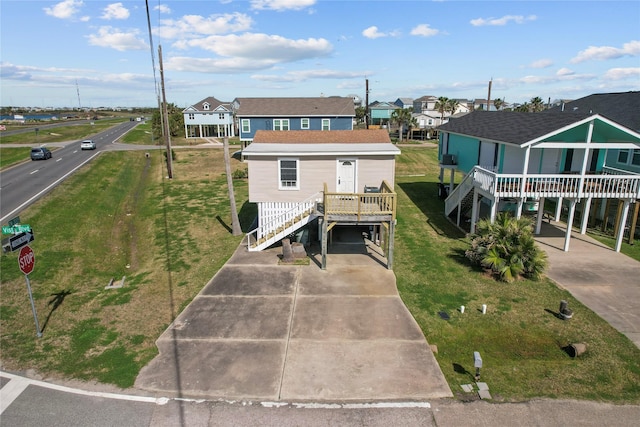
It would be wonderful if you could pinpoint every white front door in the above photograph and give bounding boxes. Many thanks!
[338,160,356,193]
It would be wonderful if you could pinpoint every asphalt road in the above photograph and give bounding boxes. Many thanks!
[0,121,141,224]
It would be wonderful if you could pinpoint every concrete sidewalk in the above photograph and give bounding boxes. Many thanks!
[135,230,452,402]
[535,221,640,348]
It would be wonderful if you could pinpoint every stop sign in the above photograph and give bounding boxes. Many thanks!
[18,245,35,275]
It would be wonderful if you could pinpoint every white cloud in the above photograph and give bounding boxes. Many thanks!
[87,27,147,51]
[571,40,640,63]
[43,0,84,20]
[603,67,640,80]
[250,0,316,11]
[362,26,399,39]
[556,68,574,76]
[470,15,537,26]
[154,4,171,14]
[530,59,553,69]
[165,56,274,73]
[157,13,253,39]
[252,69,365,82]
[101,3,129,20]
[410,24,440,37]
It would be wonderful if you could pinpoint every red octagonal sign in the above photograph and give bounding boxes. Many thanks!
[18,245,35,275]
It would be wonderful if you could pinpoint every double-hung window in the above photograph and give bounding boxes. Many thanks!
[301,118,310,129]
[279,158,299,190]
[273,119,290,131]
[617,150,630,164]
[632,149,640,166]
[321,119,330,131]
[241,119,250,133]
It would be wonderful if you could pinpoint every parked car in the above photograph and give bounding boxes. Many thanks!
[30,147,52,160]
[80,139,96,150]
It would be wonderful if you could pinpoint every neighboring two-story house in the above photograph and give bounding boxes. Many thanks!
[437,110,640,253]
[242,129,400,269]
[182,97,234,139]
[233,97,355,147]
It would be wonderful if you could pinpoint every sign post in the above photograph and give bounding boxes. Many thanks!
[18,245,41,338]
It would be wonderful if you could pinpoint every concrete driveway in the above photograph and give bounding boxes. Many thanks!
[135,229,452,402]
[535,221,640,348]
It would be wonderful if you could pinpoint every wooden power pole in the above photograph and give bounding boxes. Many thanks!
[223,137,242,236]
[158,45,173,179]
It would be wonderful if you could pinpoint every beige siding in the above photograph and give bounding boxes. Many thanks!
[247,155,396,203]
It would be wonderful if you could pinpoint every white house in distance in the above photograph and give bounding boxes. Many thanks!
[182,96,234,139]
[242,129,401,269]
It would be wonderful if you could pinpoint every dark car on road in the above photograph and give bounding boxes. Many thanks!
[30,147,52,160]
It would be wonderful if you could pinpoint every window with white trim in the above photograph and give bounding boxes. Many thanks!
[632,149,640,166]
[241,119,250,133]
[273,119,290,131]
[203,103,210,110]
[301,118,310,129]
[617,150,629,164]
[279,159,299,190]
[219,113,225,120]
[188,113,195,120]
[321,119,330,130]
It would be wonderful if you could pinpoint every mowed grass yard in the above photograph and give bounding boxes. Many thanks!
[0,141,639,403]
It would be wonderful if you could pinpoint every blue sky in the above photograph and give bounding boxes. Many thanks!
[1,0,639,109]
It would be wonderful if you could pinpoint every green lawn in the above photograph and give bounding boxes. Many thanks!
[0,143,638,402]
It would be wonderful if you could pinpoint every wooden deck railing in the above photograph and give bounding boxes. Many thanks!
[323,180,396,221]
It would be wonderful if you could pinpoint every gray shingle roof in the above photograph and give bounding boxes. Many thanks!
[187,96,229,112]
[438,111,592,145]
[234,97,355,117]
[543,91,640,132]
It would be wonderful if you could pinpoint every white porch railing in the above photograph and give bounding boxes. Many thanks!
[246,192,322,251]
[445,166,640,217]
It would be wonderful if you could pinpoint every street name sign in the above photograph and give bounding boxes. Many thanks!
[2,225,31,234]
[8,216,21,226]
[9,231,35,252]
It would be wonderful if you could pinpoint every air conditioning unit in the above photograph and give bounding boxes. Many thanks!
[442,154,455,165]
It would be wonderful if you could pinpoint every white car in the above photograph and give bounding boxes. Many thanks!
[81,139,96,150]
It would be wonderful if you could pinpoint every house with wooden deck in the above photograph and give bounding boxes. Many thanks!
[232,97,355,147]
[437,110,640,252]
[242,129,400,269]
[182,97,234,139]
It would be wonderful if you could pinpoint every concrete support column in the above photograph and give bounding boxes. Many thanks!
[470,189,479,234]
[580,198,593,234]
[490,198,498,224]
[564,199,577,252]
[555,197,563,221]
[615,200,630,253]
[535,197,546,234]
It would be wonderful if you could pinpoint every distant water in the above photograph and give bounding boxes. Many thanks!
[0,114,59,121]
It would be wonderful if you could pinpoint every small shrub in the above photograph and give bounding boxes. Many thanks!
[232,168,248,179]
[465,212,547,282]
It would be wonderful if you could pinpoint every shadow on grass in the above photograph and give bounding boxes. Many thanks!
[41,289,73,333]
[398,181,465,240]
[452,362,475,382]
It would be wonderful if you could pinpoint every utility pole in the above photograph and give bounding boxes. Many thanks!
[223,137,242,236]
[365,78,369,129]
[487,78,492,111]
[75,79,82,110]
[158,45,173,179]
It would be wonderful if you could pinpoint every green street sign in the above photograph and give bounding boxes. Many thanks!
[8,216,20,226]
[2,225,31,234]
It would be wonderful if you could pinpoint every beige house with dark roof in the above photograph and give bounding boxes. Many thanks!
[242,129,400,268]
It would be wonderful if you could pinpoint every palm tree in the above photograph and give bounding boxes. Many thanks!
[493,98,504,111]
[390,108,413,141]
[465,212,547,282]
[446,99,460,116]
[435,96,449,122]
[530,97,545,112]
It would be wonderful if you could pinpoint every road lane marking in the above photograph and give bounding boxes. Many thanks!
[29,170,39,175]
[0,376,30,414]
[56,158,62,162]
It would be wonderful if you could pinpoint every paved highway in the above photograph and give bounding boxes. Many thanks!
[0,121,142,224]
